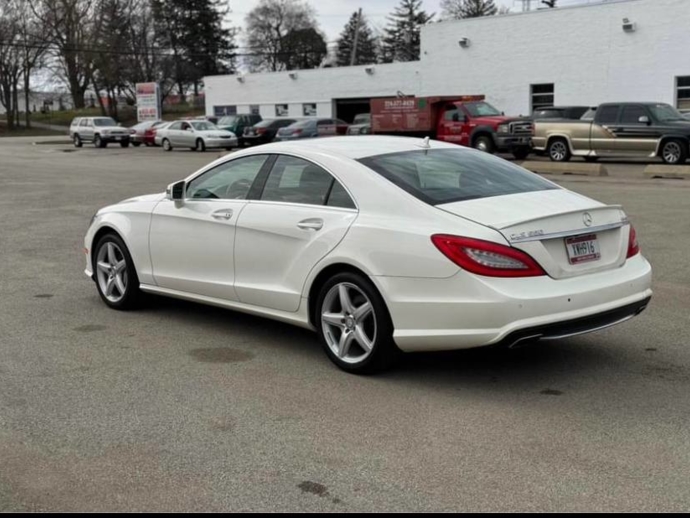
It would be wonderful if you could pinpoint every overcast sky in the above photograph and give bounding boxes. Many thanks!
[227,0,590,45]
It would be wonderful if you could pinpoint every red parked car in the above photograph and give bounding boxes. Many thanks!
[143,121,168,147]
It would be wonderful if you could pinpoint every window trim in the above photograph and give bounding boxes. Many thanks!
[183,154,273,202]
[675,75,690,111]
[251,152,358,211]
[530,83,555,112]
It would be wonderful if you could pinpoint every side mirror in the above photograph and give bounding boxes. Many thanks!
[638,115,650,125]
[168,180,185,202]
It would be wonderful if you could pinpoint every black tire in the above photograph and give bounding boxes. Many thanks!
[512,147,531,160]
[132,142,141,147]
[120,141,130,148]
[584,156,599,163]
[92,232,143,310]
[196,138,206,152]
[73,134,83,148]
[547,138,571,162]
[473,135,495,154]
[163,138,172,152]
[315,272,399,374]
[94,135,106,148]
[660,139,688,165]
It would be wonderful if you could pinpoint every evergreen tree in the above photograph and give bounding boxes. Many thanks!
[380,0,433,63]
[151,0,237,99]
[441,0,498,19]
[336,11,378,66]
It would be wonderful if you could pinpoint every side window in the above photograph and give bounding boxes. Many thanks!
[326,181,356,210]
[169,122,181,130]
[79,119,88,127]
[444,106,459,121]
[620,105,648,125]
[261,155,334,206]
[596,105,620,124]
[186,155,268,200]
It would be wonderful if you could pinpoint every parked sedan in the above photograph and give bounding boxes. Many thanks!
[84,136,652,374]
[243,118,297,146]
[276,118,349,140]
[159,120,237,152]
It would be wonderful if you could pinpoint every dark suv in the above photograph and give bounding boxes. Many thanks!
[216,114,262,146]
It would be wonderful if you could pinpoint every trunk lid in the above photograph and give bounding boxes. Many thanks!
[438,190,630,279]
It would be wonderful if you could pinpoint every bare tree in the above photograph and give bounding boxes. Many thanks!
[0,1,23,130]
[15,0,49,127]
[244,0,321,72]
[29,0,97,109]
[441,0,497,19]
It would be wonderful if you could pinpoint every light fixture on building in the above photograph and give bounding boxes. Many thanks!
[289,72,298,80]
[458,38,471,48]
[622,18,636,32]
[365,66,375,75]
[236,75,245,83]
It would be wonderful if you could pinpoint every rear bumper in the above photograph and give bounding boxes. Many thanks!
[375,254,652,352]
[204,137,238,148]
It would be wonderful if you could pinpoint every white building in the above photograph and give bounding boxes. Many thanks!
[205,0,690,121]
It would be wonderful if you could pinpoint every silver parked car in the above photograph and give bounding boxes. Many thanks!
[70,117,131,148]
[159,120,238,152]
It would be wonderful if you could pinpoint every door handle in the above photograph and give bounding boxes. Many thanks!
[297,218,324,231]
[211,209,233,220]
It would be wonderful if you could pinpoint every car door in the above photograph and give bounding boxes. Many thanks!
[164,122,181,145]
[234,154,358,312]
[81,118,94,141]
[612,104,658,156]
[590,104,620,156]
[438,105,465,145]
[178,122,194,147]
[149,154,271,300]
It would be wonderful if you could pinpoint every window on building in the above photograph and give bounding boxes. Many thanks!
[531,84,555,111]
[676,76,690,111]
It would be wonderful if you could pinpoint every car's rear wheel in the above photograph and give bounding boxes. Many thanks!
[548,138,571,162]
[73,134,82,148]
[163,138,172,152]
[661,139,688,165]
[316,272,398,374]
[196,138,206,152]
[120,141,130,148]
[93,233,142,310]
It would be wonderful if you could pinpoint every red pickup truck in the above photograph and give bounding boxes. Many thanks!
[370,95,533,159]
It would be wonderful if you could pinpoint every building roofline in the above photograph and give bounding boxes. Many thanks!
[428,0,645,29]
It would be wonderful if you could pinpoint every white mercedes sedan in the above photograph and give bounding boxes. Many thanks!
[84,136,652,373]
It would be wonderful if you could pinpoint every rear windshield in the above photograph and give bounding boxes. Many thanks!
[358,149,557,205]
[291,119,315,128]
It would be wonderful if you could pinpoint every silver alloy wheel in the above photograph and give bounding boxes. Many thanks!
[196,139,205,152]
[663,141,682,164]
[95,242,128,303]
[550,141,568,161]
[74,135,80,147]
[321,283,377,365]
[163,139,171,151]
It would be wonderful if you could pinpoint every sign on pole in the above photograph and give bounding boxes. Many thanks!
[136,82,161,122]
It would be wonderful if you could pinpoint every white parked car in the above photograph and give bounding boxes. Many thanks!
[159,120,237,152]
[84,137,652,373]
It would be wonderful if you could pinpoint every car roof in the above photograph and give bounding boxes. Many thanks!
[251,135,460,160]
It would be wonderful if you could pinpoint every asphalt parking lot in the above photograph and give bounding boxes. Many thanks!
[1,137,689,512]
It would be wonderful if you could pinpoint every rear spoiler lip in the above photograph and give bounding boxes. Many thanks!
[494,204,623,230]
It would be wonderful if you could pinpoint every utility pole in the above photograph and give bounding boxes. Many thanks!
[350,8,362,66]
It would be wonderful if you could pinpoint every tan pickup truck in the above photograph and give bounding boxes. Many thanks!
[532,102,690,165]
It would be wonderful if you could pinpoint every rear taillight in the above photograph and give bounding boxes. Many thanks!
[431,235,546,278]
[257,128,267,135]
[293,129,302,135]
[627,225,640,258]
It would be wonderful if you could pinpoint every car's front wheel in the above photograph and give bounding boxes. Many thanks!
[196,138,206,152]
[316,272,398,374]
[73,134,82,148]
[93,233,142,310]
[94,135,106,148]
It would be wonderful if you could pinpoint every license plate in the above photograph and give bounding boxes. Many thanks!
[114,136,121,140]
[565,234,600,264]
